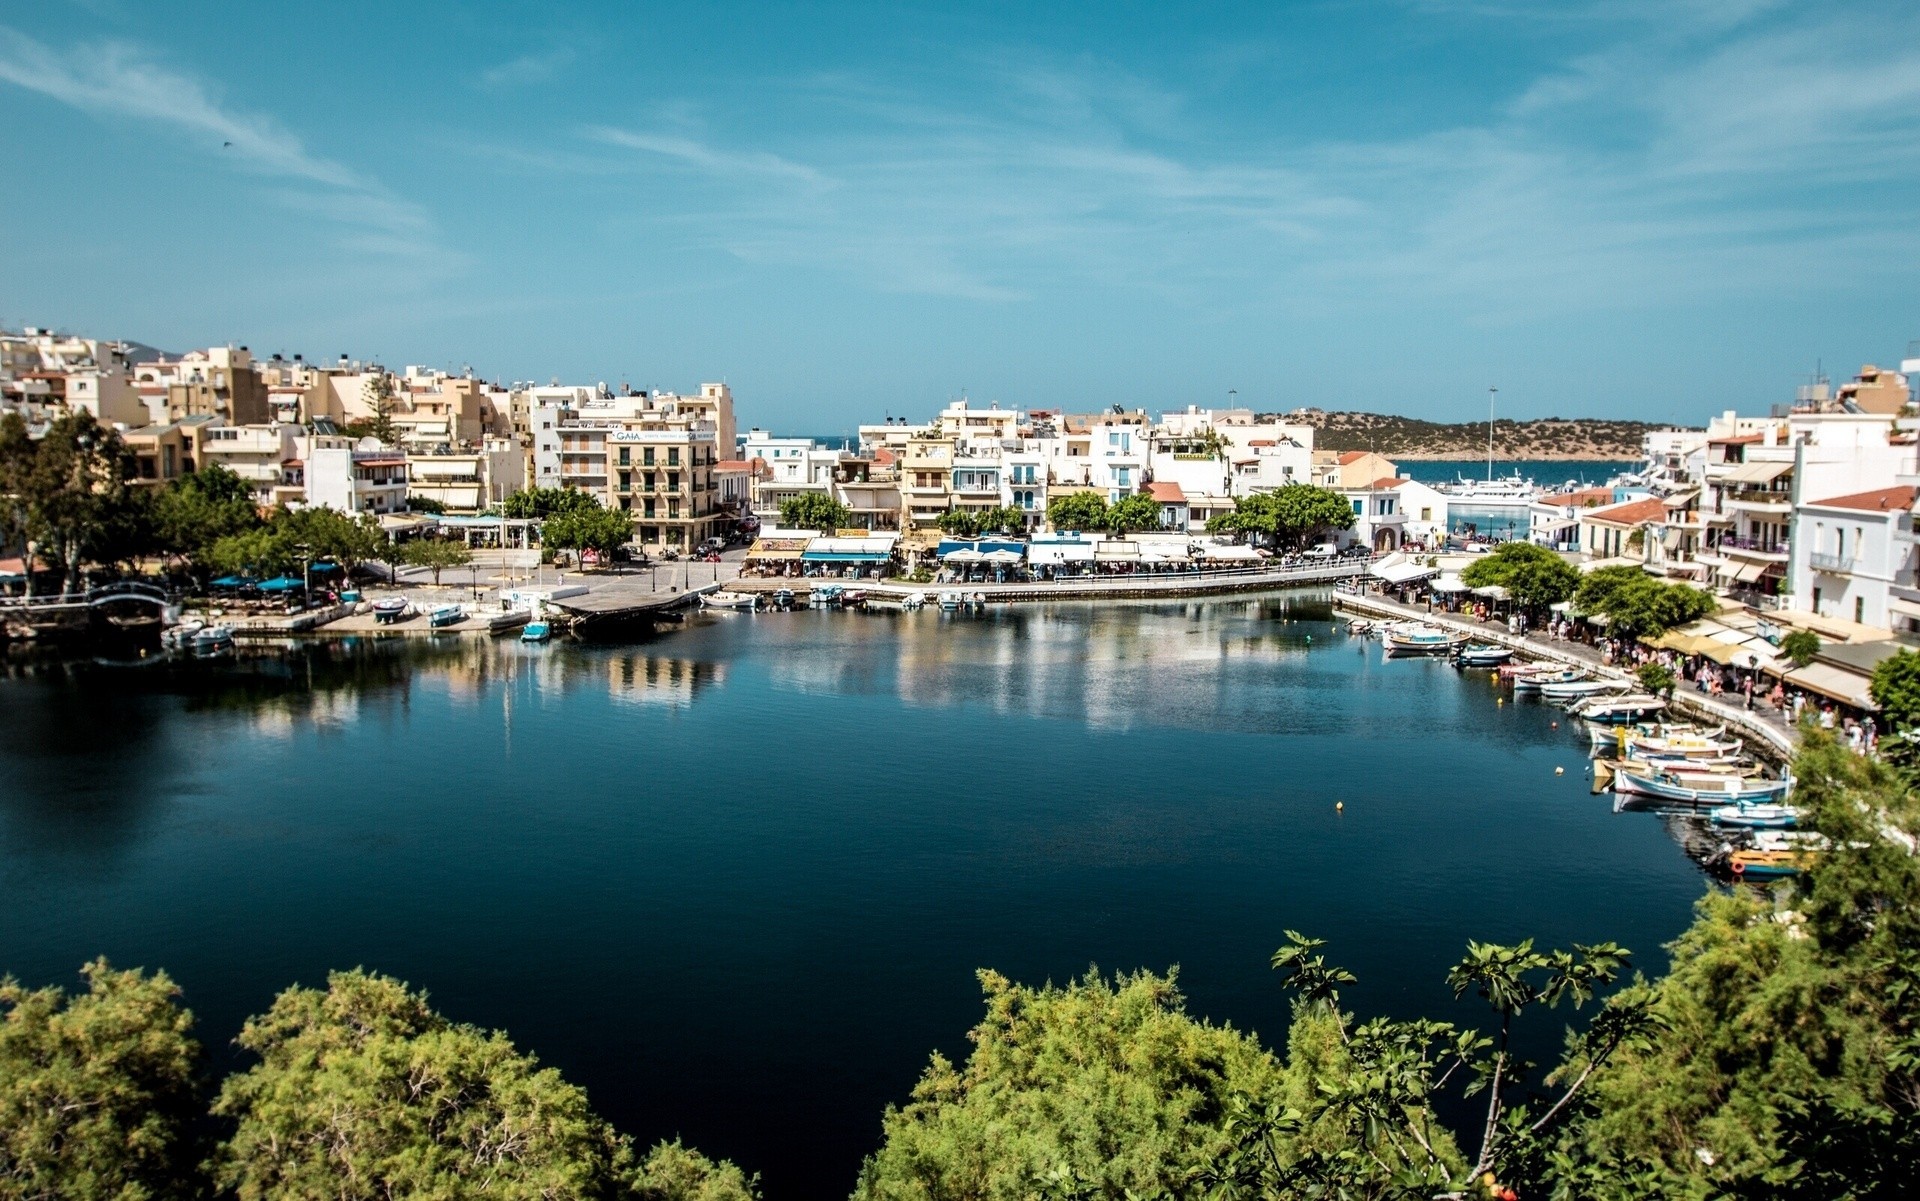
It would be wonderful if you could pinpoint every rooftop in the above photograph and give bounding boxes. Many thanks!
[1802,485,1915,514]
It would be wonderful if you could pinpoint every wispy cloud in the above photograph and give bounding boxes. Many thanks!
[556,4,1920,313]
[0,26,439,254]
[481,48,572,89]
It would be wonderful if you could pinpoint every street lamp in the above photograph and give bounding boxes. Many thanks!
[295,542,312,609]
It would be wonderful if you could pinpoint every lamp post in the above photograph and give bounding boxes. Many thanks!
[295,542,312,609]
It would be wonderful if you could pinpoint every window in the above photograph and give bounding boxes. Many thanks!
[644,499,656,518]
[667,448,680,467]
[1115,467,1131,488]
[618,447,630,466]
[667,472,680,491]
[1352,500,1363,514]
[1856,596,1866,624]
[643,448,655,466]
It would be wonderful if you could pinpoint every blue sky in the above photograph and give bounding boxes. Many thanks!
[2,1,1917,432]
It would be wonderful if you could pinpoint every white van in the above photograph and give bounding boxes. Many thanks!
[1302,542,1340,560]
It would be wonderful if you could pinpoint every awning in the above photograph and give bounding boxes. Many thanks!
[1138,543,1191,563]
[1199,544,1259,562]
[1430,574,1470,594]
[256,576,305,592]
[803,550,891,562]
[1094,542,1140,561]
[1029,541,1095,566]
[1733,561,1769,583]
[1890,597,1920,620]
[1661,528,1686,550]
[745,538,810,561]
[1723,460,1792,485]
[210,575,254,587]
[1371,560,1437,585]
[943,549,986,563]
[1785,661,1876,709]
[984,549,1025,565]
[1471,584,1511,600]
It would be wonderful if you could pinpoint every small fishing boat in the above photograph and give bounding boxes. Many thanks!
[770,588,795,610]
[901,591,927,610]
[1538,678,1625,700]
[1348,620,1375,636]
[1614,767,1789,807]
[1709,803,1800,829]
[371,597,410,625]
[1588,720,1719,750]
[1513,667,1584,692]
[1499,661,1550,678]
[1571,695,1668,724]
[162,619,205,650]
[969,591,986,607]
[1621,729,1741,760]
[937,590,963,611]
[1383,624,1467,655]
[190,625,234,655]
[839,589,869,609]
[428,604,464,628]
[520,619,552,643]
[701,590,760,610]
[1452,643,1513,667]
[810,584,845,607]
[1728,848,1811,879]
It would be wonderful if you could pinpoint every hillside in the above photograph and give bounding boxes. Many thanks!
[1280,410,1672,460]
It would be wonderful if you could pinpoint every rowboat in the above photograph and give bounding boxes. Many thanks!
[371,597,410,625]
[1709,803,1800,829]
[1513,668,1583,692]
[428,604,464,628]
[1728,848,1811,879]
[1453,643,1513,667]
[839,589,869,609]
[519,620,552,643]
[1571,695,1668,723]
[701,590,760,610]
[901,591,927,609]
[1383,624,1467,655]
[1538,678,1625,700]
[1621,729,1741,759]
[190,625,234,655]
[1614,768,1790,807]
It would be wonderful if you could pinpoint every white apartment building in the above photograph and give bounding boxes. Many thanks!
[306,444,409,515]
[408,437,525,514]
[1790,485,1915,630]
[199,423,302,506]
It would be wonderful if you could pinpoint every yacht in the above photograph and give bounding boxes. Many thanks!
[1437,473,1541,508]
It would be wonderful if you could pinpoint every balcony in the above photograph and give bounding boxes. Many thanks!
[1724,488,1792,513]
[1717,536,1789,559]
[1809,552,1857,574]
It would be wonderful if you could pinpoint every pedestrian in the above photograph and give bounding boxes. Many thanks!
[1820,705,1836,730]
[1744,674,1754,711]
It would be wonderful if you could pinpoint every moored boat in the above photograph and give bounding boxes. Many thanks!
[1570,694,1667,723]
[1514,667,1583,691]
[1709,803,1800,829]
[937,590,963,611]
[372,597,411,625]
[901,591,927,609]
[190,625,234,655]
[1383,623,1467,655]
[771,588,795,610]
[1452,643,1513,667]
[1538,678,1624,701]
[428,604,464,628]
[162,619,205,650]
[1728,847,1812,879]
[701,590,760,610]
[1614,767,1789,807]
[520,620,552,643]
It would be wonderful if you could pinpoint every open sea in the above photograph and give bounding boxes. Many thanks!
[0,594,1704,1198]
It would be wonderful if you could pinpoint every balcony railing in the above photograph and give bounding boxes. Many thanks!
[1725,488,1792,506]
[1809,552,1857,574]
[1717,536,1789,555]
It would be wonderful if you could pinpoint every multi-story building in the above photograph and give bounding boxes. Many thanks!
[1789,485,1915,629]
[306,445,409,515]
[407,437,525,514]
[0,327,148,428]
[901,433,957,529]
[163,347,271,425]
[199,423,303,506]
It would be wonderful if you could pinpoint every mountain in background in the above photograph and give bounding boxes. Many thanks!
[1280,410,1673,461]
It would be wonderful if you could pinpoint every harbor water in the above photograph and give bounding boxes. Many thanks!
[0,594,1705,1199]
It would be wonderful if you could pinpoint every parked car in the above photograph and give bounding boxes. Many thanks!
[1302,542,1340,560]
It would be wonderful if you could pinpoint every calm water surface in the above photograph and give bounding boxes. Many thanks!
[1,594,1705,1199]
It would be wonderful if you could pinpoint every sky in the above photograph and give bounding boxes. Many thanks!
[2,0,1917,433]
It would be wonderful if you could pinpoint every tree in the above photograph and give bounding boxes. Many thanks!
[1635,662,1676,698]
[7,412,141,593]
[502,487,599,520]
[1573,565,1716,638]
[0,959,204,1201]
[975,506,1029,536]
[359,374,399,446]
[213,969,721,1201]
[1781,629,1822,670]
[406,494,448,515]
[1045,491,1109,533]
[402,538,472,586]
[1204,485,1355,549]
[274,506,384,579]
[780,492,851,533]
[543,505,633,560]
[935,508,982,538]
[1106,492,1161,534]
[853,968,1284,1201]
[207,527,294,580]
[1460,542,1580,610]
[155,465,263,581]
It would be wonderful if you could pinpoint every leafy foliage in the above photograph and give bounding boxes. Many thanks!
[1459,542,1580,609]
[0,960,203,1201]
[1636,662,1676,698]
[1105,492,1161,534]
[0,411,148,592]
[502,487,601,521]
[1045,491,1109,533]
[938,507,1028,538]
[1574,566,1716,637]
[154,465,263,580]
[401,538,473,585]
[854,968,1284,1201]
[543,503,634,557]
[1203,485,1356,548]
[1780,629,1821,670]
[780,492,851,533]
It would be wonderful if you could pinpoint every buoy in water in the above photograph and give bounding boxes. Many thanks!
[1555,766,1565,775]
[1335,801,1344,812]
[1551,721,1558,728]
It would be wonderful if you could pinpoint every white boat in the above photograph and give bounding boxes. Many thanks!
[1513,667,1583,692]
[190,625,234,654]
[1622,729,1742,759]
[1383,623,1467,655]
[809,584,844,607]
[1538,678,1623,700]
[901,591,927,610]
[1436,473,1541,508]
[1452,643,1513,666]
[162,619,205,649]
[937,590,963,610]
[1709,803,1800,829]
[428,604,464,628]
[1614,768,1789,807]
[700,590,760,610]
[1587,720,1717,749]
[1570,694,1667,723]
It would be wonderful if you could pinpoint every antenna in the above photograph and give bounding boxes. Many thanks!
[1487,386,1499,483]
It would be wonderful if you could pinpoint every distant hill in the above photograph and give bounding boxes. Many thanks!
[1279,410,1673,461]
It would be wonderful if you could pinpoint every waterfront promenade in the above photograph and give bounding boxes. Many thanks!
[730,560,1371,602]
[1333,591,1799,758]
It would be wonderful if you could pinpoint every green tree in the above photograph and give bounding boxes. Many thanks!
[1636,662,1676,699]
[1781,629,1822,670]
[0,959,203,1201]
[976,506,1029,536]
[405,494,448,515]
[854,968,1285,1201]
[935,508,983,538]
[359,374,399,445]
[501,487,599,520]
[273,506,384,579]
[1460,541,1580,610]
[543,505,633,560]
[5,412,141,593]
[1204,485,1356,549]
[780,492,851,533]
[1045,491,1109,533]
[401,538,472,586]
[1574,566,1716,638]
[207,527,293,580]
[628,1140,759,1201]
[213,969,733,1201]
[1106,492,1161,534]
[155,465,263,581]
